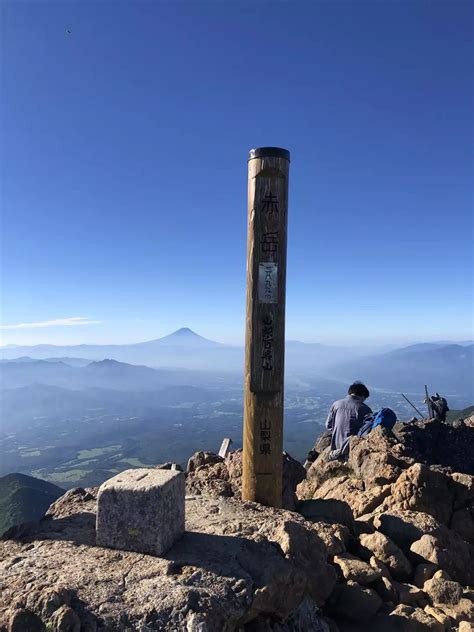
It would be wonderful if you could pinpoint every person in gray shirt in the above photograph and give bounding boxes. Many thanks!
[326,382,372,453]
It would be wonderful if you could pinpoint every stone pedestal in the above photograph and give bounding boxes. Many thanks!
[96,468,185,556]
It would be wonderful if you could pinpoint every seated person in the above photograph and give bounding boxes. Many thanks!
[326,381,372,454]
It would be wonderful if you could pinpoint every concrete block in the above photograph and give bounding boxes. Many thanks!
[96,468,185,556]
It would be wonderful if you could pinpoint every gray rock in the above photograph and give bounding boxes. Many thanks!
[8,609,45,632]
[96,468,185,556]
[50,605,81,632]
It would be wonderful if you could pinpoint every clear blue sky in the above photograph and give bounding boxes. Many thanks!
[1,0,472,346]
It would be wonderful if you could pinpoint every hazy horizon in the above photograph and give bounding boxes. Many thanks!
[1,324,473,349]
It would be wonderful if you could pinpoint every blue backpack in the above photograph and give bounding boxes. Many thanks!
[358,408,397,438]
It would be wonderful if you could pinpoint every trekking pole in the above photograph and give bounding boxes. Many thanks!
[401,393,425,419]
[424,385,433,418]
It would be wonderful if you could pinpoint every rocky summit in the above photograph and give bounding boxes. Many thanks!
[1,416,473,631]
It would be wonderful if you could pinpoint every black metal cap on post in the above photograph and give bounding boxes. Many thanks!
[248,147,290,162]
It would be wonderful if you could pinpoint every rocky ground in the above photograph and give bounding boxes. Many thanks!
[1,415,473,631]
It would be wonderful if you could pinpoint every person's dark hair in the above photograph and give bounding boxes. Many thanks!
[348,381,370,399]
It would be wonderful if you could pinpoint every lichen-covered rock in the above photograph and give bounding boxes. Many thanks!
[359,532,412,581]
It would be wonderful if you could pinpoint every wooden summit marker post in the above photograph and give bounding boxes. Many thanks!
[242,147,290,508]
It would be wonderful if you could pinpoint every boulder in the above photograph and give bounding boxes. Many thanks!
[314,430,333,455]
[413,563,438,589]
[49,605,80,632]
[298,499,354,529]
[423,605,452,628]
[359,532,412,581]
[7,609,45,632]
[333,553,382,585]
[310,476,391,518]
[373,576,398,604]
[347,428,409,486]
[381,464,454,526]
[450,506,474,544]
[308,521,350,557]
[186,451,223,473]
[369,556,391,580]
[410,533,474,586]
[304,453,352,489]
[449,472,474,507]
[373,510,443,551]
[372,604,445,631]
[186,449,305,511]
[434,598,474,623]
[395,583,426,607]
[393,417,474,474]
[281,452,307,511]
[185,461,234,498]
[327,583,382,623]
[423,573,462,606]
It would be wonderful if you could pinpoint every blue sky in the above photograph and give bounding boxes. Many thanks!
[1,0,472,346]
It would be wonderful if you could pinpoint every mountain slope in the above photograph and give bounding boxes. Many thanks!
[0,473,63,535]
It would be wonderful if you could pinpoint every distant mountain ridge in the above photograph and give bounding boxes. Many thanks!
[0,328,240,370]
[1,332,472,399]
[328,343,474,398]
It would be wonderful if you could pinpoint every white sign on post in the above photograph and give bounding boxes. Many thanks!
[258,263,278,303]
